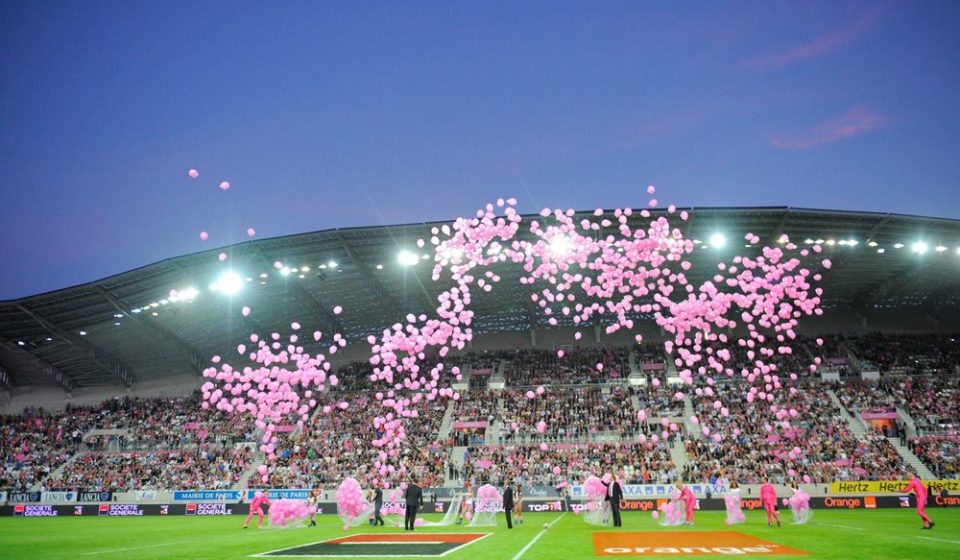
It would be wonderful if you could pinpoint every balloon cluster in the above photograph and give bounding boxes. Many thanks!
[380,489,404,516]
[474,484,502,513]
[336,477,369,529]
[723,494,745,525]
[200,321,352,482]
[268,498,309,528]
[583,475,607,500]
[657,489,685,526]
[199,188,830,479]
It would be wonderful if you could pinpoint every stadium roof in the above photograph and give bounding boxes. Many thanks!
[2,206,959,390]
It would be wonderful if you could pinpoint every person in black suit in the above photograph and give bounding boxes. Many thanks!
[603,474,624,527]
[404,477,424,531]
[373,483,384,527]
[502,480,514,529]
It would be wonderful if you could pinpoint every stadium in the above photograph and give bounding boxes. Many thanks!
[3,3,960,559]
[1,206,959,559]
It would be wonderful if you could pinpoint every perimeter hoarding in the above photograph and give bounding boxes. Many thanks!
[830,480,960,494]
[3,495,955,517]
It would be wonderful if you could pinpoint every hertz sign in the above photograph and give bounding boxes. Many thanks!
[830,480,960,494]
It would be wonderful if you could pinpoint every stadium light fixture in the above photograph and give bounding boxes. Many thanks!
[709,233,726,249]
[259,273,268,278]
[911,241,928,254]
[301,266,310,272]
[826,239,836,246]
[280,267,291,276]
[877,248,886,254]
[893,243,904,249]
[804,238,814,244]
[868,241,878,247]
[549,235,573,257]
[376,264,384,270]
[327,260,337,269]
[212,271,244,295]
[79,331,87,336]
[17,340,24,346]
[935,245,947,253]
[398,250,419,266]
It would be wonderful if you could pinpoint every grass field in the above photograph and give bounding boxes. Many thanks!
[1,510,957,559]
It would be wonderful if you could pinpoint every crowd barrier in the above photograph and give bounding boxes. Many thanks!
[2,495,957,517]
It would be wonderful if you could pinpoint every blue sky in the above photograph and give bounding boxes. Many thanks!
[1,0,958,298]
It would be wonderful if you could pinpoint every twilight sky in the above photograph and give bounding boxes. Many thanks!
[1,0,958,299]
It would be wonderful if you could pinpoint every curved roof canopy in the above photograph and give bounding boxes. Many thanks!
[2,206,959,390]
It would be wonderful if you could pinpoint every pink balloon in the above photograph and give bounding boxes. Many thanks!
[246,227,256,237]
[188,168,199,179]
[219,181,231,190]
[199,231,208,241]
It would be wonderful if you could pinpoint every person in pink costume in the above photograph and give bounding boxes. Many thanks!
[903,473,935,530]
[243,490,271,529]
[760,479,781,528]
[676,483,696,525]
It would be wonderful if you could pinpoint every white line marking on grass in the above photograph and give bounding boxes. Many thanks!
[509,513,566,560]
[918,536,960,545]
[80,540,193,556]
[824,523,866,531]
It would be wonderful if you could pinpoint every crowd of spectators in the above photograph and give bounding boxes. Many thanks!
[846,333,960,376]
[911,437,959,479]
[2,335,959,493]
[44,445,252,491]
[686,380,906,484]
[264,392,449,489]
[498,385,638,442]
[458,442,677,487]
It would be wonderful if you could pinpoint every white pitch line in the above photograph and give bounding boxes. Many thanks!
[918,536,960,545]
[509,512,566,560]
[824,523,866,531]
[80,540,194,556]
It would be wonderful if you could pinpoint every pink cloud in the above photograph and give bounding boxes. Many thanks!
[741,14,875,70]
[771,107,886,150]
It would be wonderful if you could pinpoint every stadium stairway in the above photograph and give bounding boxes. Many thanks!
[234,450,265,491]
[887,437,935,479]
[895,406,919,438]
[39,450,88,490]
[447,445,468,486]
[668,436,689,475]
[436,399,457,441]
[628,351,638,377]
[827,390,935,480]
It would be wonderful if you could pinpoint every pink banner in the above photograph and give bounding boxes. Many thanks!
[184,422,201,430]
[861,412,898,420]
[274,425,296,433]
[475,459,492,469]
[641,363,665,371]
[453,421,489,429]
[472,368,494,376]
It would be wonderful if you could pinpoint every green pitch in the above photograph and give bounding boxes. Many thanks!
[1,510,957,559]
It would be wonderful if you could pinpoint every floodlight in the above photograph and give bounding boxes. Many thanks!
[398,251,419,266]
[549,236,573,257]
[911,241,928,254]
[214,271,244,295]
[709,233,726,249]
